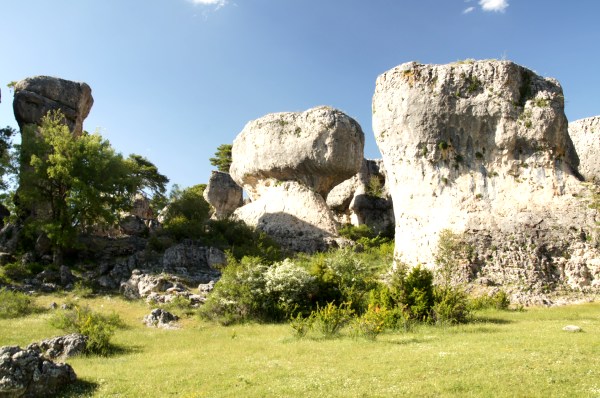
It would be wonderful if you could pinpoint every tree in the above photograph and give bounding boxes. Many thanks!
[0,126,16,191]
[209,144,232,173]
[161,184,211,240]
[18,110,168,263]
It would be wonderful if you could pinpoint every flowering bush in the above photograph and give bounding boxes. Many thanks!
[265,259,316,316]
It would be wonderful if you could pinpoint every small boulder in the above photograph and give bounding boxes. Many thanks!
[562,325,582,333]
[143,309,179,329]
[203,171,243,219]
[0,345,77,397]
[27,333,88,360]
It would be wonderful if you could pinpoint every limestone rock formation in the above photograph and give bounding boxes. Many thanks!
[569,116,600,182]
[230,106,364,252]
[143,309,179,329]
[0,345,77,397]
[327,159,394,234]
[373,60,599,291]
[13,76,93,135]
[203,171,243,219]
[27,334,88,360]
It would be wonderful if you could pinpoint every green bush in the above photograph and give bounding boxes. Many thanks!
[351,304,388,340]
[288,312,314,338]
[155,295,196,317]
[389,265,435,321]
[161,184,210,241]
[469,290,511,311]
[264,259,316,317]
[338,224,393,249]
[0,289,35,319]
[433,287,471,325]
[313,302,354,338]
[49,305,125,356]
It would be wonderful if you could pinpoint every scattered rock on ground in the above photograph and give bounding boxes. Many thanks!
[27,334,88,360]
[562,325,582,332]
[143,309,179,329]
[0,345,77,397]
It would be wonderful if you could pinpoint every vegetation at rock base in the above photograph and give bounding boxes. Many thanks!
[209,143,233,173]
[1,294,599,397]
[16,110,168,263]
[0,288,37,319]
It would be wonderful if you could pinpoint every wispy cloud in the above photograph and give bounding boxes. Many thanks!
[189,0,228,9]
[479,0,509,12]
[463,6,475,14]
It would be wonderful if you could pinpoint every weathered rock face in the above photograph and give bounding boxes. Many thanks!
[27,334,88,360]
[13,76,93,135]
[230,106,364,252]
[143,309,179,329]
[0,345,77,397]
[203,171,243,219]
[373,60,599,291]
[230,106,364,199]
[327,159,394,234]
[569,116,600,182]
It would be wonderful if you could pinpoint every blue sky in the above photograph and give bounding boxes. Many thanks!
[1,0,599,189]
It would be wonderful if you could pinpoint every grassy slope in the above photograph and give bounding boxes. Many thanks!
[1,295,599,397]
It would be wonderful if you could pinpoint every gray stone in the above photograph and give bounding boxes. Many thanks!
[27,333,88,360]
[13,76,93,136]
[143,308,179,329]
[569,116,600,182]
[562,325,582,332]
[372,60,599,291]
[203,171,243,219]
[0,345,76,397]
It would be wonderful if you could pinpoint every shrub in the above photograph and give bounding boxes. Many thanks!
[49,305,125,355]
[338,224,393,249]
[288,311,314,338]
[0,289,35,319]
[161,184,210,241]
[389,265,435,321]
[352,304,389,340]
[313,302,354,338]
[156,295,196,317]
[199,256,269,324]
[469,290,511,311]
[264,259,316,317]
[366,176,385,198]
[71,280,94,298]
[433,287,471,325]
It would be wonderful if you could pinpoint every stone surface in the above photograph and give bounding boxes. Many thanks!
[13,76,93,136]
[230,106,364,199]
[233,180,343,253]
[203,171,243,219]
[0,345,76,397]
[230,106,364,252]
[372,60,599,291]
[569,116,600,182]
[27,334,88,360]
[327,158,395,234]
[562,325,582,332]
[143,308,179,329]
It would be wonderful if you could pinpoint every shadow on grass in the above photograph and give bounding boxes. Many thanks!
[85,343,144,358]
[471,316,513,325]
[384,336,425,345]
[58,379,99,397]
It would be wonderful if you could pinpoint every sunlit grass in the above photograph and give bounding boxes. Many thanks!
[1,294,598,397]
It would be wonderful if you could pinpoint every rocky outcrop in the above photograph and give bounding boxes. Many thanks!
[27,334,88,360]
[13,76,93,136]
[327,159,394,234]
[569,116,600,182]
[0,345,77,397]
[203,171,243,219]
[230,106,364,252]
[143,309,180,329]
[373,60,599,291]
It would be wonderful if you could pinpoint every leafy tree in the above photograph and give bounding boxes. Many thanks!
[161,184,211,240]
[209,144,232,173]
[18,110,168,263]
[0,126,16,191]
[125,154,169,211]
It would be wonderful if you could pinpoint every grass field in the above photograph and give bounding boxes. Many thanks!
[1,294,599,397]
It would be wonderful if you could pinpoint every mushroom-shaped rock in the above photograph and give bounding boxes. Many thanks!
[230,106,364,252]
[230,106,365,200]
[373,60,598,290]
[569,116,600,182]
[13,76,93,135]
[203,171,243,219]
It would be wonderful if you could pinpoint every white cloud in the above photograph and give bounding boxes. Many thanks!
[463,6,475,14]
[189,0,227,8]
[479,0,509,12]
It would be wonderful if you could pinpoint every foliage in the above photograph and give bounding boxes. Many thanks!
[0,126,16,191]
[433,287,471,325]
[338,224,393,248]
[161,184,211,240]
[49,305,124,355]
[366,176,385,198]
[209,144,233,173]
[0,289,35,319]
[351,304,389,340]
[389,265,435,321]
[202,218,282,262]
[199,256,270,324]
[17,111,167,262]
[288,311,314,338]
[313,301,354,338]
[125,154,169,210]
[469,290,511,311]
[264,259,316,317]
[154,295,196,317]
[0,261,45,282]
[71,280,94,298]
